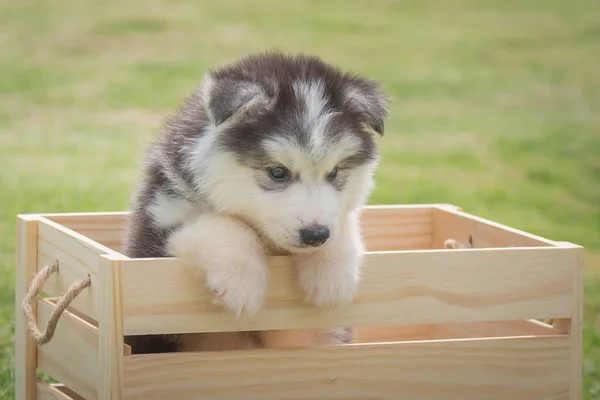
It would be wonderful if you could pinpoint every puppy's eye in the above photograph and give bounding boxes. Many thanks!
[327,167,339,181]
[267,166,290,181]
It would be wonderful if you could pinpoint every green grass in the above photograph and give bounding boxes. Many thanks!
[1,0,599,397]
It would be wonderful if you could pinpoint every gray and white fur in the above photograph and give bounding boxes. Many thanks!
[122,51,389,354]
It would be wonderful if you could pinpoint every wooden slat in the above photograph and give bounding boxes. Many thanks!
[431,319,563,340]
[432,206,557,249]
[359,205,432,251]
[41,211,128,220]
[44,212,129,255]
[43,205,437,254]
[353,324,434,343]
[98,255,126,399]
[121,246,574,335]
[15,215,40,400]
[562,243,584,400]
[123,335,570,400]
[38,216,118,255]
[247,319,564,348]
[36,381,84,400]
[355,319,563,344]
[36,298,99,400]
[36,217,113,321]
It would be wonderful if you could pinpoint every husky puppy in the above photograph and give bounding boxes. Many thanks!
[122,51,388,354]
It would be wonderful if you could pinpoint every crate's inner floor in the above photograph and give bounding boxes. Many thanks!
[44,205,557,256]
[123,319,564,355]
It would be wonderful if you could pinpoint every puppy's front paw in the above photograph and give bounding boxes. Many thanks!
[294,248,361,308]
[205,255,267,317]
[293,217,364,308]
[297,262,359,308]
[168,214,269,318]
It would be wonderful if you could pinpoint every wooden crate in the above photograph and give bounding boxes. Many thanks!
[14,204,583,400]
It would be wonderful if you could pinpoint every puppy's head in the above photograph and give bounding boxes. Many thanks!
[195,52,389,252]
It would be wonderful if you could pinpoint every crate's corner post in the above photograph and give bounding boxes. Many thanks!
[15,215,41,400]
[570,244,584,400]
[98,254,126,399]
[550,242,584,400]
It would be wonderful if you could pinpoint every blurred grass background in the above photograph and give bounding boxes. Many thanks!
[1,0,599,398]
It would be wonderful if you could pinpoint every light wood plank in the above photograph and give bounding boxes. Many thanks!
[44,213,129,255]
[41,211,129,219]
[40,205,447,230]
[36,298,99,400]
[431,319,563,340]
[558,243,584,400]
[98,255,126,399]
[36,217,113,321]
[542,243,585,399]
[256,319,564,348]
[36,381,84,400]
[354,319,563,344]
[121,246,574,335]
[432,206,557,249]
[15,215,40,400]
[123,335,570,400]
[42,205,440,254]
[38,216,118,255]
[359,205,432,251]
[353,324,434,343]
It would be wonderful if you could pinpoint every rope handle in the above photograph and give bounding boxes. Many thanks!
[22,259,91,345]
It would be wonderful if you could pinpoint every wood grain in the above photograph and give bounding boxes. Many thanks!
[353,319,562,344]
[353,323,434,343]
[359,205,433,251]
[36,298,99,400]
[123,335,570,400]
[559,243,584,400]
[432,206,557,248]
[44,212,128,255]
[431,319,563,340]
[36,382,85,400]
[120,246,574,335]
[15,215,40,400]
[98,255,126,399]
[36,217,114,322]
[42,204,439,253]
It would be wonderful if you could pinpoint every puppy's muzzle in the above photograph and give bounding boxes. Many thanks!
[299,225,330,247]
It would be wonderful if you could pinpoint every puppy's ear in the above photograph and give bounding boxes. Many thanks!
[345,77,389,135]
[200,74,271,126]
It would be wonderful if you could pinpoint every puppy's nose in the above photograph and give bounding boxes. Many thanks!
[299,225,330,247]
